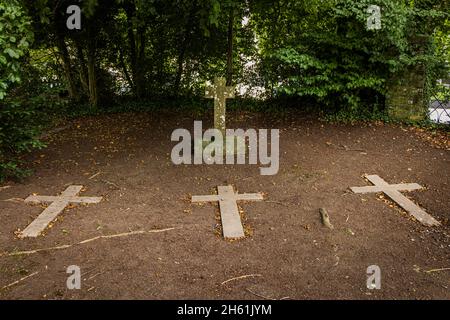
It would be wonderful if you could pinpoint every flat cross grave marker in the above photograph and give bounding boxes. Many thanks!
[205,77,235,135]
[21,185,102,238]
[351,175,440,227]
[192,185,263,239]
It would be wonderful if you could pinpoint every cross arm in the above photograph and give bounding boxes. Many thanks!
[205,85,215,99]
[224,87,235,99]
[191,195,221,203]
[350,186,384,194]
[24,195,102,204]
[389,183,423,191]
[351,183,423,194]
[71,197,103,204]
[25,195,61,204]
[236,193,264,201]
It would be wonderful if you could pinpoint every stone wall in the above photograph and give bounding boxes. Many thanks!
[386,36,429,121]
[386,66,427,121]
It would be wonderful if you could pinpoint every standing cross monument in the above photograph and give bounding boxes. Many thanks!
[351,175,440,227]
[20,185,102,238]
[205,77,235,135]
[192,185,263,239]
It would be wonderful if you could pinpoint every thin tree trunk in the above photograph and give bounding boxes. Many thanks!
[174,47,187,94]
[174,1,198,93]
[136,26,145,98]
[75,41,89,95]
[226,7,234,86]
[125,3,145,98]
[87,38,98,108]
[56,35,79,100]
[125,4,138,96]
[119,49,133,90]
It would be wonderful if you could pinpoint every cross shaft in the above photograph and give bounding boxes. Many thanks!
[205,77,235,134]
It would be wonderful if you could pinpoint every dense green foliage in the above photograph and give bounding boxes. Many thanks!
[252,0,448,111]
[0,0,448,181]
[0,0,33,98]
[0,0,42,180]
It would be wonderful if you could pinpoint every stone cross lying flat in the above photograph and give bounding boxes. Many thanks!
[192,185,263,239]
[21,185,102,238]
[205,77,235,135]
[351,175,440,227]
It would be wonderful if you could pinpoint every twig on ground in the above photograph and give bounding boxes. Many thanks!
[101,179,120,189]
[2,198,24,203]
[1,227,181,258]
[319,208,334,229]
[1,271,39,291]
[221,274,262,286]
[265,200,289,207]
[0,186,11,191]
[87,272,105,281]
[246,288,275,300]
[89,172,102,180]
[81,267,99,278]
[426,267,450,273]
[7,245,72,256]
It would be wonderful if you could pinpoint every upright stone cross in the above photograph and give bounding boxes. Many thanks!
[20,185,102,238]
[192,185,263,239]
[351,175,440,227]
[205,77,235,135]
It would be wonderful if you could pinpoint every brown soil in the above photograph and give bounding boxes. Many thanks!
[0,111,449,300]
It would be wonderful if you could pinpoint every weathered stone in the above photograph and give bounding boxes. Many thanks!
[20,186,102,238]
[192,185,263,239]
[386,36,429,121]
[205,77,235,135]
[351,175,440,227]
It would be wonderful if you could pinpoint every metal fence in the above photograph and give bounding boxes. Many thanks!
[428,82,450,124]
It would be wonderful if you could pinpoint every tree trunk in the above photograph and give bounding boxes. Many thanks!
[55,35,79,101]
[87,38,98,108]
[226,7,234,86]
[174,2,198,93]
[136,25,146,98]
[75,41,89,95]
[119,49,134,90]
[125,3,145,98]
[174,46,187,94]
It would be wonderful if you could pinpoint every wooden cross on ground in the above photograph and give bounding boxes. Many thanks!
[192,185,263,239]
[20,185,102,238]
[205,77,235,135]
[351,175,440,227]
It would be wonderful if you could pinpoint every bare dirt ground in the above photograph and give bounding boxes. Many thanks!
[0,111,449,300]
